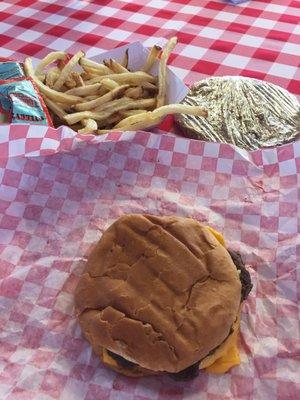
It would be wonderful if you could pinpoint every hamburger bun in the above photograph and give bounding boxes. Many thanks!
[75,215,251,378]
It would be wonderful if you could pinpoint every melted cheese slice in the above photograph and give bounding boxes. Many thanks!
[206,226,226,246]
[102,348,119,369]
[203,226,241,374]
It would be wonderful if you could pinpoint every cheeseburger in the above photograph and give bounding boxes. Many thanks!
[75,215,252,379]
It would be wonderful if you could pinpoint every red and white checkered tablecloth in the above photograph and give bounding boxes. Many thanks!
[0,1,300,400]
[1,0,299,104]
[0,125,299,400]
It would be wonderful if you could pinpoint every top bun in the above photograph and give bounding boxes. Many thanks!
[75,215,241,373]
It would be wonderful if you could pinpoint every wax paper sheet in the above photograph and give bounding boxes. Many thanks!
[0,124,299,400]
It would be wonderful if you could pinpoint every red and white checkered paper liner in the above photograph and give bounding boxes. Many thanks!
[0,124,299,400]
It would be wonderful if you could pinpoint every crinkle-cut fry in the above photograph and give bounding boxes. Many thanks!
[157,37,177,108]
[45,67,60,88]
[115,104,207,129]
[80,57,113,74]
[121,49,129,68]
[44,97,67,120]
[24,57,82,105]
[78,118,98,134]
[101,78,119,90]
[85,71,157,85]
[53,51,84,91]
[75,84,129,112]
[35,51,67,75]
[142,45,162,72]
[65,83,101,96]
[107,59,129,73]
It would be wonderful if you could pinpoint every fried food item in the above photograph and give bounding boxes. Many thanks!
[23,38,207,134]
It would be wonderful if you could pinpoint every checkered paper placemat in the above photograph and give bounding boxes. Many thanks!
[0,0,299,113]
[0,124,299,400]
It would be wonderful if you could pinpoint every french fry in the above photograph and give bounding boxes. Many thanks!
[124,86,143,99]
[157,37,177,108]
[96,129,116,135]
[97,113,123,128]
[141,81,158,91]
[107,59,129,73]
[24,57,82,105]
[73,72,85,87]
[36,74,46,83]
[78,118,98,134]
[81,71,96,81]
[120,109,147,117]
[98,85,110,96]
[79,57,113,75]
[81,65,107,77]
[45,67,60,88]
[94,97,156,113]
[85,71,156,85]
[65,83,101,96]
[115,104,207,130]
[66,97,157,125]
[64,75,77,89]
[101,78,119,90]
[35,51,67,75]
[84,95,99,101]
[121,49,129,69]
[142,45,161,72]
[64,110,112,125]
[75,84,129,112]
[44,97,67,120]
[30,38,207,134]
[53,51,84,91]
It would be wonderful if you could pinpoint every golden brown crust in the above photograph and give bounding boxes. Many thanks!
[75,215,241,373]
[99,314,240,377]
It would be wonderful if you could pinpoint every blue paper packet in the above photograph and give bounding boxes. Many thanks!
[0,61,24,80]
[0,77,52,126]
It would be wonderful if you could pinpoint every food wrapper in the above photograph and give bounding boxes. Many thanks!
[0,77,52,126]
[0,60,24,80]
[176,77,299,150]
[0,125,299,400]
[87,41,188,106]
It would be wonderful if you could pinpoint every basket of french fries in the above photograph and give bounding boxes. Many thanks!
[21,38,207,135]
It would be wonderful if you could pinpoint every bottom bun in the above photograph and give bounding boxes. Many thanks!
[101,348,154,377]
[100,314,241,378]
